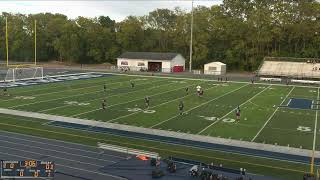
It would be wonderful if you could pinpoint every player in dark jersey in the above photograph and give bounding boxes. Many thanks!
[144,96,150,109]
[199,89,204,97]
[3,86,8,96]
[251,78,254,84]
[235,106,241,121]
[102,99,107,110]
[130,81,135,88]
[179,101,184,115]
[103,84,107,93]
[185,87,189,95]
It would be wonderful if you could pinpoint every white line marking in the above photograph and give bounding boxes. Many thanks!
[0,121,311,166]
[150,84,249,128]
[0,131,126,159]
[312,88,319,153]
[197,85,272,134]
[0,144,105,167]
[0,138,115,163]
[39,79,168,113]
[251,86,295,142]
[286,98,292,106]
[9,78,162,109]
[108,82,219,123]
[0,151,126,180]
[72,81,195,117]
[0,76,132,102]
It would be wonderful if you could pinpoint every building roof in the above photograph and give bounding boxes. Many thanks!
[118,52,180,61]
[205,62,226,66]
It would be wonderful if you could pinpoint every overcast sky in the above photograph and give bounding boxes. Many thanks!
[0,1,222,22]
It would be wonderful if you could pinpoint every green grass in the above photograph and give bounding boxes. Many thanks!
[0,73,320,179]
[0,113,311,180]
[1,74,318,150]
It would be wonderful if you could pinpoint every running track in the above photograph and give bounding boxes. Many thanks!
[0,130,127,180]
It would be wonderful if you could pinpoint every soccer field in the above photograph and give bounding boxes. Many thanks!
[1,73,319,151]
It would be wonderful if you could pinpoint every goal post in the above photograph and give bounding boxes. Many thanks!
[5,66,43,82]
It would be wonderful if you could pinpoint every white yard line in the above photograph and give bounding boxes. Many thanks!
[106,82,212,123]
[197,85,272,135]
[312,88,319,153]
[9,78,163,109]
[149,84,249,128]
[250,86,295,142]
[72,81,184,117]
[39,79,169,113]
[1,80,129,103]
[0,75,133,101]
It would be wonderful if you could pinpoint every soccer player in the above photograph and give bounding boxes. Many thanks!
[199,89,204,97]
[3,86,9,96]
[130,81,135,88]
[179,101,184,115]
[235,106,241,121]
[185,87,189,95]
[144,96,150,109]
[102,99,107,110]
[103,84,107,93]
[196,85,201,97]
[251,78,254,84]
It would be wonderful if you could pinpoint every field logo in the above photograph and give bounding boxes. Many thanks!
[14,96,35,100]
[222,118,236,123]
[198,115,217,121]
[64,101,90,106]
[297,126,311,132]
[127,108,156,114]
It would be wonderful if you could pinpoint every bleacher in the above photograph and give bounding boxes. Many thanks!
[258,57,320,79]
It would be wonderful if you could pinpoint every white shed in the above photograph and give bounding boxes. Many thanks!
[204,62,226,75]
[117,52,185,73]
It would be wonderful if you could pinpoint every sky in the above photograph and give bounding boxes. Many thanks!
[0,1,222,22]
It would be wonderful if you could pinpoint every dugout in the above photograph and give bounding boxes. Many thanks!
[204,62,226,75]
[117,52,185,73]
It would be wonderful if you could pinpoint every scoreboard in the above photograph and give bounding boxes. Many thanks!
[0,160,54,178]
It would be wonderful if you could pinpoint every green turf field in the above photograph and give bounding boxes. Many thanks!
[1,74,319,151]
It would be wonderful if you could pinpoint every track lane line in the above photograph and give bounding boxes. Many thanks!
[0,144,108,167]
[0,138,116,163]
[0,151,125,180]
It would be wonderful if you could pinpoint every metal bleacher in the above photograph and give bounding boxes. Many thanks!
[258,57,320,79]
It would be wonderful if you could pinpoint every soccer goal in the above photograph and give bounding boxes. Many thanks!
[5,66,43,82]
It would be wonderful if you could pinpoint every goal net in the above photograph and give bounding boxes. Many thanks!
[5,66,43,82]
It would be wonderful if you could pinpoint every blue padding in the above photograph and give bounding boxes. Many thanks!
[287,98,313,110]
[48,121,320,165]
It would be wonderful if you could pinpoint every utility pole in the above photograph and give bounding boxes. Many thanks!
[189,0,194,72]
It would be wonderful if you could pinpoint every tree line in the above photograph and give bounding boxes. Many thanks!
[0,0,319,71]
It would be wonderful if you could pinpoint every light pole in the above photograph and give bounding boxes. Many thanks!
[189,0,194,72]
